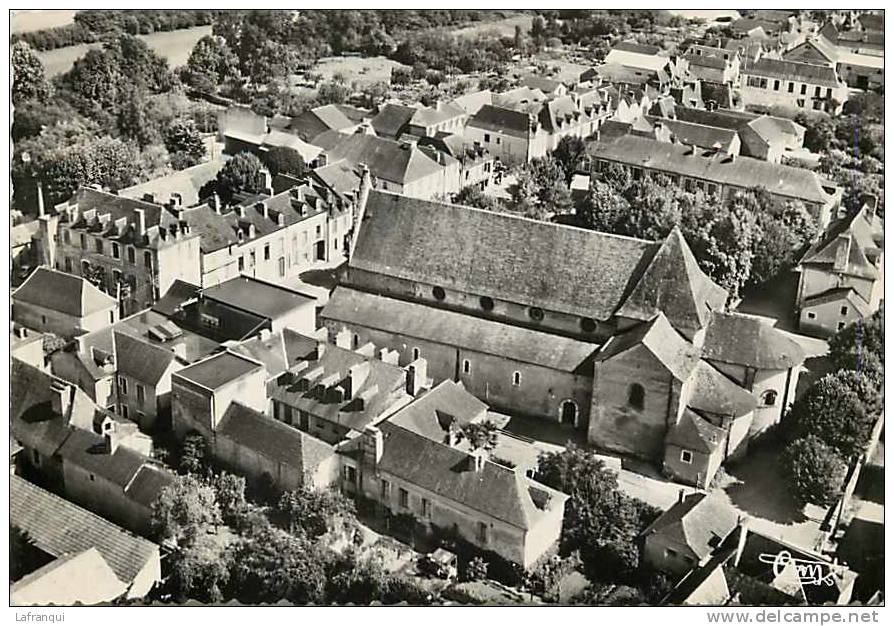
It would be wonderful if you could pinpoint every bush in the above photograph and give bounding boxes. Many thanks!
[782,436,847,507]
[463,556,488,582]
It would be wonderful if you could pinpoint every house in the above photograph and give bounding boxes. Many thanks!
[119,160,225,210]
[519,74,568,97]
[13,266,118,338]
[663,518,858,605]
[38,187,203,315]
[417,134,497,192]
[785,36,884,91]
[739,57,849,114]
[642,491,740,579]
[11,218,40,285]
[603,41,675,78]
[10,359,174,535]
[269,331,418,444]
[464,104,549,164]
[346,421,568,569]
[313,131,460,199]
[589,134,841,226]
[384,379,489,444]
[219,105,340,164]
[321,191,806,486]
[684,45,741,84]
[172,275,317,342]
[112,330,181,431]
[288,104,369,143]
[11,324,46,371]
[171,350,339,491]
[371,101,468,140]
[795,197,884,336]
[177,174,353,287]
[10,475,162,605]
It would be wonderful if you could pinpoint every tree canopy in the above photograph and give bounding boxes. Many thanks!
[782,435,847,507]
[11,42,52,105]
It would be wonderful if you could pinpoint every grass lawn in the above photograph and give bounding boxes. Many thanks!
[311,56,410,88]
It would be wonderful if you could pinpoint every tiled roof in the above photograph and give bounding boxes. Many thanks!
[799,205,883,279]
[615,228,728,332]
[270,342,410,432]
[113,331,176,386]
[13,266,117,318]
[702,312,806,370]
[644,492,739,559]
[376,422,567,530]
[371,103,417,138]
[152,280,201,317]
[742,57,841,87]
[175,351,263,390]
[323,288,599,372]
[450,89,493,115]
[289,104,361,142]
[57,428,150,488]
[125,464,176,510]
[596,313,701,381]
[230,328,318,379]
[386,380,487,443]
[216,402,335,470]
[319,133,446,184]
[642,116,739,152]
[10,475,159,584]
[409,101,466,128]
[589,135,837,205]
[119,160,224,208]
[201,275,315,321]
[688,361,756,417]
[538,96,584,134]
[520,75,564,93]
[666,409,727,454]
[312,160,362,195]
[10,546,128,606]
[350,190,658,321]
[802,287,872,317]
[467,104,532,137]
[494,86,548,113]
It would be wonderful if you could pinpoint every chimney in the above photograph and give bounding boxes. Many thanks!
[468,449,487,472]
[706,99,717,112]
[259,328,272,342]
[50,380,73,419]
[405,358,427,396]
[170,192,183,207]
[134,208,147,238]
[37,182,45,217]
[104,421,121,454]
[256,202,268,219]
[142,193,156,204]
[833,233,851,272]
[732,516,750,567]
[378,347,399,365]
[248,223,256,239]
[172,342,188,361]
[362,425,384,466]
[335,327,353,349]
[677,488,686,504]
[212,192,222,213]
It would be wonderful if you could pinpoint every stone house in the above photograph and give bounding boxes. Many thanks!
[13,266,118,338]
[684,45,741,84]
[739,57,849,114]
[112,330,182,431]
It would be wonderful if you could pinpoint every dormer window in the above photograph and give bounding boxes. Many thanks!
[432,286,446,301]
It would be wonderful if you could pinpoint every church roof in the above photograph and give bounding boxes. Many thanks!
[688,361,756,418]
[666,409,727,454]
[702,312,806,370]
[350,190,658,321]
[596,313,701,382]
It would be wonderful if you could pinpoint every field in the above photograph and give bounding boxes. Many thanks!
[11,9,77,33]
[450,14,532,39]
[311,55,410,88]
[36,25,213,77]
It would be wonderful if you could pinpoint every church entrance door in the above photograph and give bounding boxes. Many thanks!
[560,400,577,427]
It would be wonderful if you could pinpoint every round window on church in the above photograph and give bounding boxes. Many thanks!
[479,296,494,311]
[580,317,596,333]
[528,307,545,322]
[432,286,446,301]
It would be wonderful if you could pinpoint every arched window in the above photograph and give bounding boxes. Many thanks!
[479,296,494,311]
[580,317,596,333]
[761,390,778,406]
[628,383,645,410]
[512,371,521,386]
[432,286,446,301]
[528,306,544,322]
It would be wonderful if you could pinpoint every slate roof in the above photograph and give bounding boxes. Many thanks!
[371,103,417,138]
[376,422,567,530]
[409,101,466,129]
[614,228,728,332]
[467,104,532,137]
[520,74,564,93]
[119,160,224,208]
[802,287,871,315]
[702,312,806,370]
[612,41,663,55]
[386,380,488,443]
[152,280,201,317]
[230,328,318,379]
[799,205,884,279]
[538,96,584,133]
[113,331,176,386]
[688,361,756,418]
[216,402,335,470]
[312,160,363,196]
[666,409,727,454]
[289,104,362,142]
[323,288,599,372]
[742,57,841,87]
[643,492,739,560]
[175,351,263,390]
[57,428,150,488]
[14,266,117,318]
[318,133,446,184]
[685,45,733,69]
[596,313,701,382]
[589,135,837,205]
[201,275,315,321]
[350,190,658,321]
[10,546,128,606]
[451,89,493,115]
[642,116,739,152]
[10,475,159,585]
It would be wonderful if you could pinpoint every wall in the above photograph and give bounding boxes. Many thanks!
[61,461,154,536]
[663,443,722,488]
[589,345,681,460]
[643,532,700,579]
[270,300,316,336]
[156,237,202,298]
[798,266,876,309]
[213,431,308,492]
[739,74,848,115]
[13,300,115,339]
[126,551,162,600]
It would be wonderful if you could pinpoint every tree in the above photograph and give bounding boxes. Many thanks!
[464,556,488,582]
[459,421,499,452]
[391,67,412,86]
[261,146,306,178]
[750,197,818,286]
[454,185,502,211]
[184,34,239,92]
[577,179,630,231]
[229,526,329,605]
[782,436,847,506]
[150,475,221,547]
[784,370,879,460]
[179,433,209,475]
[215,152,264,203]
[552,135,587,182]
[507,168,542,219]
[530,156,573,215]
[164,119,207,169]
[828,307,884,374]
[359,81,389,108]
[794,113,834,153]
[12,41,52,104]
[317,79,351,106]
[164,532,233,603]
[276,487,355,538]
[212,472,248,526]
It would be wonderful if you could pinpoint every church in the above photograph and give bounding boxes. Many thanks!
[321,189,806,487]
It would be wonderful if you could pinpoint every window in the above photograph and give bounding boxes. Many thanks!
[628,383,645,410]
[399,488,409,508]
[479,296,494,311]
[840,305,849,316]
[94,238,103,254]
[299,411,309,430]
[89,473,95,482]
[813,101,822,110]
[278,257,285,277]
[316,225,322,238]
[580,317,596,333]
[32,449,41,466]
[41,315,47,325]
[826,87,832,99]
[512,371,521,386]
[238,256,245,272]
[421,498,431,518]
[432,286,446,301]
[250,251,256,266]
[412,347,420,361]
[380,479,390,499]
[665,548,678,559]
[127,247,135,264]
[80,233,87,249]
[143,251,152,269]
[496,137,501,145]
[345,465,357,485]
[528,307,544,322]
[136,384,145,407]
[477,522,488,544]
[707,183,717,196]
[484,133,491,143]
[200,313,221,329]
[63,230,71,244]
[112,242,120,259]
[121,405,129,419]
[64,257,72,272]
[806,311,816,320]
[773,79,780,91]
[814,86,821,97]
[680,450,693,464]
[837,321,846,331]
[118,376,128,395]
[463,359,471,375]
[264,244,271,261]
[788,82,795,93]
[747,76,762,88]
[762,390,778,406]
[800,84,807,95]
